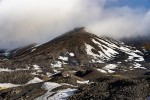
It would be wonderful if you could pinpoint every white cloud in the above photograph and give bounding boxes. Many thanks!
[0,0,149,49]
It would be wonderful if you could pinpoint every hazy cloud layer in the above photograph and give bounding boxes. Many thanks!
[0,0,149,49]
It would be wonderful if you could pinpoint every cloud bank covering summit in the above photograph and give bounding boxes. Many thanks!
[0,0,150,49]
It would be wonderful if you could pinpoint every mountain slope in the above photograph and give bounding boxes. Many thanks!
[10,43,37,58]
[121,35,150,62]
[9,27,144,66]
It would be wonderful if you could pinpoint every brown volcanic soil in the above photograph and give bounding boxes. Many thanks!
[144,44,150,50]
[0,71,34,84]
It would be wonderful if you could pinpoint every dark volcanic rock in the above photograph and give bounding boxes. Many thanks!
[68,78,150,100]
[0,71,34,84]
[0,83,46,100]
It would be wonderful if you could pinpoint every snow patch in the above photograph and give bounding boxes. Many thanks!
[51,61,62,68]
[85,43,103,63]
[36,82,76,100]
[85,38,127,62]
[133,63,146,69]
[31,48,36,52]
[104,64,117,70]
[92,39,119,58]
[53,69,60,73]
[31,72,39,75]
[27,77,43,84]
[0,83,20,89]
[46,72,53,77]
[0,68,13,72]
[117,62,122,64]
[69,53,74,57]
[91,59,104,63]
[45,88,77,100]
[95,37,144,62]
[33,65,41,70]
[58,56,68,61]
[103,64,117,73]
[0,68,29,72]
[127,52,144,62]
[2,51,10,57]
[42,82,61,90]
[33,65,42,72]
[77,80,89,84]
[107,70,115,73]
[97,69,107,73]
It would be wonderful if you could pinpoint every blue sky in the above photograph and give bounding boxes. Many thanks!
[106,0,150,9]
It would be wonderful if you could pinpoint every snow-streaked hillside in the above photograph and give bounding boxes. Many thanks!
[7,27,145,65]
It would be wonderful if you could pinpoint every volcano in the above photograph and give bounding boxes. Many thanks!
[0,28,150,100]
[10,27,144,66]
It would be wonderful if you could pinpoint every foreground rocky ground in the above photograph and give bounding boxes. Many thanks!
[0,62,150,100]
[69,77,150,100]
